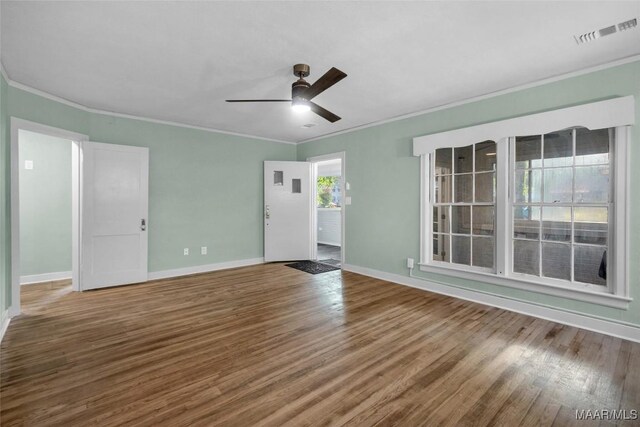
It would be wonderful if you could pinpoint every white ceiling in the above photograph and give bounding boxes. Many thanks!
[2,1,639,143]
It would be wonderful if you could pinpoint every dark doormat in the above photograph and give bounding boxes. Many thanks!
[318,258,341,267]
[285,260,340,274]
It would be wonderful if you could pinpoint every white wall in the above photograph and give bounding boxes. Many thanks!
[318,208,341,246]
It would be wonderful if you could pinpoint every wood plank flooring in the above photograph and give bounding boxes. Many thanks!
[1,264,639,426]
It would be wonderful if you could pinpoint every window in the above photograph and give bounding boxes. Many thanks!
[414,97,633,308]
[432,141,496,270]
[512,129,610,288]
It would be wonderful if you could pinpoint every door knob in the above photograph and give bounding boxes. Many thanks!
[265,205,270,219]
[141,218,146,231]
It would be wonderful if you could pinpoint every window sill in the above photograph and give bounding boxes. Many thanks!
[418,263,631,309]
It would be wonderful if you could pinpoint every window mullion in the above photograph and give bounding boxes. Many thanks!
[496,138,509,276]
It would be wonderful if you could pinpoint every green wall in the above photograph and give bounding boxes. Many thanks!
[297,61,640,326]
[1,82,295,310]
[19,130,72,276]
[2,61,639,328]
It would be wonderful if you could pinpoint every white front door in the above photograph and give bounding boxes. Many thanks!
[264,161,313,262]
[81,142,149,290]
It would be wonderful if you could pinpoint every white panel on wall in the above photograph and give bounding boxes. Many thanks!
[318,208,341,246]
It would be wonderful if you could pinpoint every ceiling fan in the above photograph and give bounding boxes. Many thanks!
[226,64,347,123]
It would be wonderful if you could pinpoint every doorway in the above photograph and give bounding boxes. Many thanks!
[308,152,346,268]
[10,118,86,315]
[19,130,74,287]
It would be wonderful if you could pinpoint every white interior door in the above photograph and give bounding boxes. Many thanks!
[82,141,149,290]
[264,161,313,262]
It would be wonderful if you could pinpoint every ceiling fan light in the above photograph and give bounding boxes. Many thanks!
[291,99,311,113]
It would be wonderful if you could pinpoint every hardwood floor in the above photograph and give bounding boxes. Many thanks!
[1,264,638,426]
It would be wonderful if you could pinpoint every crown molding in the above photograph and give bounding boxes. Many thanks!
[298,54,640,145]
[3,70,296,145]
[0,60,9,83]
[3,55,639,146]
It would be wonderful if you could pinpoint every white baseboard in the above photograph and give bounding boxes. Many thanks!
[342,263,640,343]
[21,271,72,285]
[1,310,10,342]
[148,257,264,281]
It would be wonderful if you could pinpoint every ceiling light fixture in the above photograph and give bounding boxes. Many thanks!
[291,98,311,113]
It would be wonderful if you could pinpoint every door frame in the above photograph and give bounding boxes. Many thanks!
[307,151,346,266]
[10,118,88,316]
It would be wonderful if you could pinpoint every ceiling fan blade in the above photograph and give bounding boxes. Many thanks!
[309,101,341,123]
[304,67,347,100]
[226,99,291,102]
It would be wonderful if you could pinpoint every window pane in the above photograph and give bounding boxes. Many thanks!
[454,145,473,174]
[435,148,452,174]
[544,130,573,167]
[433,206,450,233]
[543,167,572,203]
[514,169,541,203]
[575,166,609,203]
[435,175,452,203]
[475,141,496,172]
[542,242,571,281]
[576,128,609,166]
[513,206,540,239]
[574,245,607,286]
[473,206,494,236]
[575,207,607,245]
[451,206,471,234]
[472,237,494,269]
[475,172,495,203]
[433,234,450,262]
[542,206,571,242]
[452,235,470,265]
[455,174,473,203]
[516,135,541,169]
[514,240,540,276]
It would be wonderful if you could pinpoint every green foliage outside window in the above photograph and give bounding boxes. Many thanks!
[317,176,340,208]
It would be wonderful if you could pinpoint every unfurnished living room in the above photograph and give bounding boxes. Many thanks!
[1,1,640,426]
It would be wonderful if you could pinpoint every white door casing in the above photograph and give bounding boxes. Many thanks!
[81,142,149,289]
[264,161,313,262]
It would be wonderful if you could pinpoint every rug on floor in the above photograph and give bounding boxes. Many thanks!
[285,260,341,274]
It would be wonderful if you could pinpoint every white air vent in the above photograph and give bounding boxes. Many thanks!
[574,18,637,44]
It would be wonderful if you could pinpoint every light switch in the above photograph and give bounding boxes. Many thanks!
[24,160,33,170]
[345,196,352,205]
[345,182,350,190]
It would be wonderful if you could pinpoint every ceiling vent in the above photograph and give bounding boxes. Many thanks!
[574,18,637,44]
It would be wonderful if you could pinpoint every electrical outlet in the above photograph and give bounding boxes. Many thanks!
[201,246,207,255]
[183,248,189,256]
[407,258,414,269]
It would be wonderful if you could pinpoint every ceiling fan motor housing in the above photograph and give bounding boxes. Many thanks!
[291,79,311,102]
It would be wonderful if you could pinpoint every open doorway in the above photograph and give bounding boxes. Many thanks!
[309,152,345,268]
[19,130,74,289]
[10,118,86,316]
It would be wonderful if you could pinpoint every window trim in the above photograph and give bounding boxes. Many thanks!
[415,98,634,309]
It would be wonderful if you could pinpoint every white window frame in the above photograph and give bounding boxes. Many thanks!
[414,97,634,309]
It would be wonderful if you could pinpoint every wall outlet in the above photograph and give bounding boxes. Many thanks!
[345,196,352,205]
[201,246,207,255]
[24,160,33,170]
[407,258,414,269]
[184,248,189,256]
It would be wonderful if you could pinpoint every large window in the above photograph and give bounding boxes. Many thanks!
[415,97,633,307]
